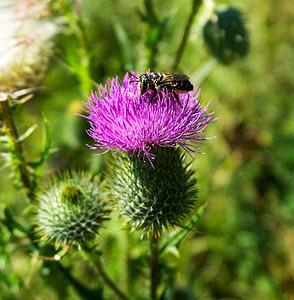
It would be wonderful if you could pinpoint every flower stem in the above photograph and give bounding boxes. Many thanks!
[71,2,92,94]
[150,230,159,300]
[171,0,202,72]
[82,249,131,300]
[0,94,33,200]
[143,0,162,70]
[191,58,216,85]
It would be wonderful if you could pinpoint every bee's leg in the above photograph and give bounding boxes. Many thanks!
[161,86,170,103]
[128,72,138,82]
[149,90,157,104]
[171,90,182,107]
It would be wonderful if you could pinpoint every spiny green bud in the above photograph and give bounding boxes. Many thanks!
[203,7,249,65]
[110,147,198,236]
[36,171,110,248]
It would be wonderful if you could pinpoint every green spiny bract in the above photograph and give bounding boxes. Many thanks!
[36,172,110,248]
[203,7,249,65]
[111,147,198,235]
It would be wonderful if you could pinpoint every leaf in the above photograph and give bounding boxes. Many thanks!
[30,115,51,190]
[0,136,9,144]
[114,23,136,71]
[0,157,13,171]
[159,204,206,255]
[3,207,28,233]
[18,124,38,142]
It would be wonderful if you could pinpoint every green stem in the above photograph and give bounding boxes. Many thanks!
[191,58,216,85]
[143,0,162,70]
[74,22,92,93]
[57,262,103,300]
[0,95,33,200]
[171,0,202,72]
[82,249,131,300]
[64,1,92,95]
[150,230,159,300]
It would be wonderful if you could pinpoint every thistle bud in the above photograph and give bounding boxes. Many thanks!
[36,172,110,248]
[111,147,198,235]
[203,7,249,65]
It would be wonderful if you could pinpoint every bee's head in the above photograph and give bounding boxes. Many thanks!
[138,73,149,94]
[129,72,152,95]
[129,72,147,94]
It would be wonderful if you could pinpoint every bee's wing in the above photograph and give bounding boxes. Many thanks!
[161,74,190,83]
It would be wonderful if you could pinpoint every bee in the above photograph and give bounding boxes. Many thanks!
[129,72,193,107]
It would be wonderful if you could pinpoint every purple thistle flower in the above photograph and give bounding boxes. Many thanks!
[81,72,215,165]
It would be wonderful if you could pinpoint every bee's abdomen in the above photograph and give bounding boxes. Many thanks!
[172,80,193,92]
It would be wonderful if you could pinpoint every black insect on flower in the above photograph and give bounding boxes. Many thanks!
[81,72,215,167]
[130,72,193,107]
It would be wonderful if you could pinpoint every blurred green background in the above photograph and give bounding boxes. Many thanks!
[1,0,294,299]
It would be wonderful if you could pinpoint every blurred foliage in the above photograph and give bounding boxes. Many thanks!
[0,0,294,299]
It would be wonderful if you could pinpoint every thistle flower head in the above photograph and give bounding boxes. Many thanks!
[82,72,215,166]
[80,72,216,234]
[36,171,110,248]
